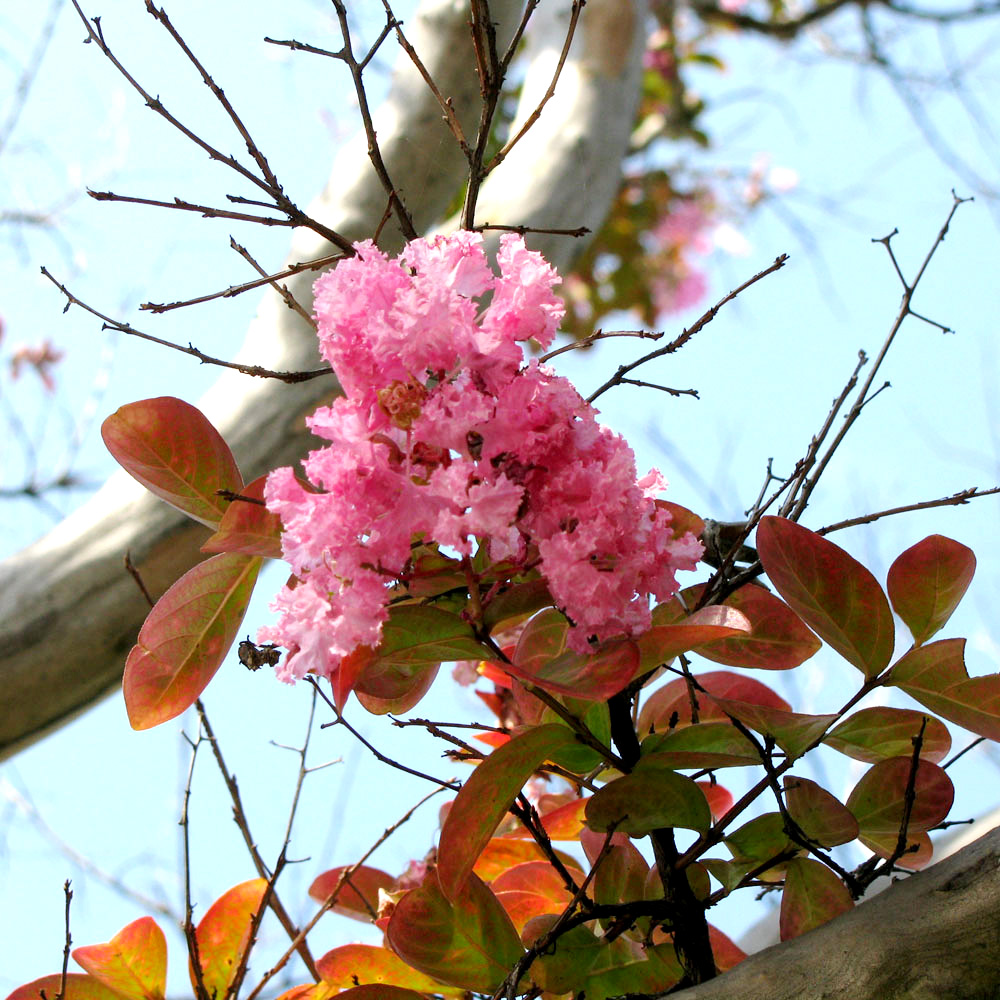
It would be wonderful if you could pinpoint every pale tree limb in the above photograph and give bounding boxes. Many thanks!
[667,823,1000,1000]
[0,0,648,759]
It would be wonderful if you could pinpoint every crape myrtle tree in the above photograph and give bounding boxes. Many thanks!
[5,1,1000,999]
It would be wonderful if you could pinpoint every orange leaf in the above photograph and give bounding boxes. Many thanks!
[201,474,282,559]
[72,917,166,1000]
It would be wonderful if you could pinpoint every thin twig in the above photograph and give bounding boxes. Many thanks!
[817,486,1000,534]
[56,880,73,1000]
[229,238,315,329]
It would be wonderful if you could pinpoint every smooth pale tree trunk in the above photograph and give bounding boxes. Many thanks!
[0,0,647,758]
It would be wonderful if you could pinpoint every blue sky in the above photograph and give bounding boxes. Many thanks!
[2,0,1000,993]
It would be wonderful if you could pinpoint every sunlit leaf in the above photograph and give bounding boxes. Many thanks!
[889,638,1000,742]
[386,872,523,992]
[6,975,126,1000]
[846,757,954,839]
[685,583,822,670]
[471,838,579,883]
[492,861,583,932]
[824,707,952,764]
[502,796,588,841]
[640,722,761,768]
[124,553,261,729]
[438,724,578,900]
[72,917,165,1000]
[698,781,734,820]
[887,535,975,646]
[756,516,894,677]
[191,879,267,1000]
[308,865,395,922]
[779,858,853,941]
[635,606,752,674]
[102,397,242,528]
[783,776,859,847]
[638,670,790,736]
[510,610,640,700]
[706,696,837,760]
[585,758,712,836]
[201,474,282,559]
[315,944,463,997]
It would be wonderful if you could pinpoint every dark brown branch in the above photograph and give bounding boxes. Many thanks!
[817,486,1000,534]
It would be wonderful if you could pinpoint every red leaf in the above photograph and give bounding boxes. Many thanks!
[887,535,975,646]
[846,757,954,837]
[638,670,790,735]
[889,638,1000,741]
[201,474,282,559]
[190,879,267,1000]
[72,917,166,1000]
[635,606,752,674]
[308,865,395,922]
[708,926,746,972]
[510,610,640,700]
[687,583,822,670]
[779,858,853,941]
[503,796,588,841]
[824,707,952,764]
[6,976,126,1000]
[697,781,734,820]
[756,516,894,677]
[102,397,242,528]
[471,838,579,883]
[437,724,578,900]
[123,554,261,729]
[386,872,523,992]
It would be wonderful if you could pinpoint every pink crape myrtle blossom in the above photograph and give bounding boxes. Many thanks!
[259,231,702,683]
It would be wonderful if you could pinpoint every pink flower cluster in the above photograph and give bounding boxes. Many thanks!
[259,232,702,683]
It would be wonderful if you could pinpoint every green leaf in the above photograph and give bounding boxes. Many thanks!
[889,638,1000,741]
[123,553,261,730]
[783,776,859,847]
[779,858,853,941]
[437,724,578,900]
[102,397,242,528]
[191,879,267,1000]
[482,579,554,631]
[581,940,683,1000]
[585,758,712,836]
[725,813,797,873]
[385,872,523,992]
[640,722,761,768]
[308,865,395,922]
[201,474,282,559]
[544,701,612,773]
[687,583,822,670]
[72,918,165,1000]
[846,757,954,838]
[525,920,603,995]
[756,516,894,677]
[315,944,463,997]
[637,670,790,735]
[824,707,952,764]
[887,535,975,646]
[376,605,491,666]
[706,696,837,760]
[510,610,640,700]
[6,975,127,1000]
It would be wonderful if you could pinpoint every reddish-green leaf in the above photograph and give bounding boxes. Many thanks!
[331,988,428,1000]
[687,583,822,670]
[824,707,952,764]
[376,605,492,666]
[590,838,649,907]
[859,830,934,869]
[471,838,579,883]
[725,813,797,875]
[887,535,975,646]
[707,696,837,760]
[889,638,1000,741]
[102,397,242,528]
[72,917,166,1000]
[525,920,603,995]
[482,579,554,631]
[354,659,441,715]
[783,776,859,847]
[510,610,640,700]
[634,606,752,674]
[503,795,588,841]
[846,757,954,838]
[779,858,853,941]
[438,724,578,900]
[386,872,523,992]
[581,939,683,1000]
[308,865,395,922]
[191,879,267,1000]
[6,975,126,1000]
[640,722,761,768]
[585,758,712,836]
[638,670,790,735]
[124,553,261,729]
[201,475,282,559]
[707,926,747,972]
[315,944,463,997]
[756,516,894,677]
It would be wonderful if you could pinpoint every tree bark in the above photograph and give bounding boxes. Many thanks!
[670,824,1000,1000]
[0,0,647,759]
